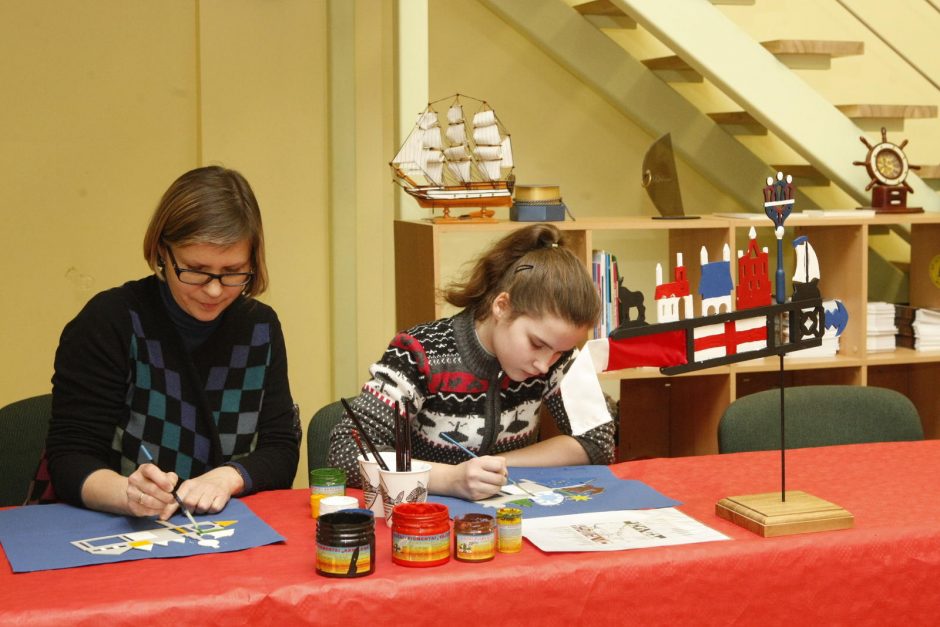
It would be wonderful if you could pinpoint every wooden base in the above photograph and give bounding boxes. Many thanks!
[431,216,499,224]
[716,490,853,537]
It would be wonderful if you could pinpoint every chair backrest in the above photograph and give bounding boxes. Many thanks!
[0,394,53,506]
[306,400,346,482]
[718,385,924,454]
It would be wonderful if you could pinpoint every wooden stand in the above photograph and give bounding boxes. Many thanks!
[716,490,853,537]
[861,186,924,214]
[431,207,499,224]
[715,357,853,537]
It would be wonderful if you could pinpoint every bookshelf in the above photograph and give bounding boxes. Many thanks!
[394,214,940,461]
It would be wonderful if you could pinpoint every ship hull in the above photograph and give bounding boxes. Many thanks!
[403,182,513,209]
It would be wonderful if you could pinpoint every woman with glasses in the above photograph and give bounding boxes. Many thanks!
[44,166,299,519]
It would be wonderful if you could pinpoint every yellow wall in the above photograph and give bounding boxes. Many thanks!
[1,1,198,403]
[1,1,333,489]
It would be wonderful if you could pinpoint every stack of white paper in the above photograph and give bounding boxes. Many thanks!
[913,308,940,351]
[867,302,897,353]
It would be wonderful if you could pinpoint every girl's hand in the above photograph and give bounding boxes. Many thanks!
[451,456,508,501]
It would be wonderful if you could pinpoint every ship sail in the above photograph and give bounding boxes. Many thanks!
[791,235,821,302]
[389,94,515,217]
[792,236,820,284]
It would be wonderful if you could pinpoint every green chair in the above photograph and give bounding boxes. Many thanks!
[0,394,53,506]
[306,400,346,482]
[718,385,924,454]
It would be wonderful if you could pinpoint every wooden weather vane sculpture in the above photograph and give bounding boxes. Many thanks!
[853,127,923,214]
[564,171,846,536]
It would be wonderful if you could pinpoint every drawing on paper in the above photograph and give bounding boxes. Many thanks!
[71,519,237,556]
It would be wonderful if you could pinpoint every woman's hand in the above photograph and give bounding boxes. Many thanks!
[172,465,245,517]
[125,463,179,518]
[428,456,507,501]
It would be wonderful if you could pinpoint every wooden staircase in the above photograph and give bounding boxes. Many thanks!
[565,0,940,202]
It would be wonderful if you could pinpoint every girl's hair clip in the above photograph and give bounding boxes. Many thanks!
[514,263,534,273]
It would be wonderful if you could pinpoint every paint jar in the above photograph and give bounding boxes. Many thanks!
[316,509,375,578]
[318,495,359,517]
[390,502,451,567]
[497,507,523,553]
[310,467,346,496]
[454,513,496,562]
[310,493,328,518]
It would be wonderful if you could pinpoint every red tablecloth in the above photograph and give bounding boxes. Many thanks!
[3,441,940,625]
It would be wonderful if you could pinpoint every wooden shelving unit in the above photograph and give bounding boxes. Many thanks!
[394,214,940,461]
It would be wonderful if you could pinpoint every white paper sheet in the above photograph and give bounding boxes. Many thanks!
[522,508,729,552]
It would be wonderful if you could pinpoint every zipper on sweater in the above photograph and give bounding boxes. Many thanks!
[478,369,503,455]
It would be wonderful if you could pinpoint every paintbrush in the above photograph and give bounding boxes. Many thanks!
[351,429,370,462]
[340,398,389,471]
[438,432,538,498]
[140,444,204,535]
[394,400,411,472]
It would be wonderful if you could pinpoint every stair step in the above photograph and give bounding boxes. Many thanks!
[710,104,937,136]
[834,104,938,120]
[770,165,830,187]
[761,39,863,58]
[573,0,636,28]
[707,111,766,135]
[917,164,940,190]
[644,39,863,81]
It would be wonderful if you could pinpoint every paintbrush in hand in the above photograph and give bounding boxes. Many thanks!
[140,444,204,535]
[438,432,537,498]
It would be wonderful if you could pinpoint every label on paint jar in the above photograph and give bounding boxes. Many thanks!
[455,531,495,562]
[392,531,451,563]
[316,542,372,576]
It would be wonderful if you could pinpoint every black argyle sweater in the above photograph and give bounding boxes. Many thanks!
[46,275,299,506]
[328,309,616,487]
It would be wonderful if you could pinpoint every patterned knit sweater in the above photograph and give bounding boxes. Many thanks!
[46,275,299,506]
[328,310,616,487]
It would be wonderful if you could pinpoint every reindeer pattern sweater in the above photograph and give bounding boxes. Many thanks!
[328,310,616,487]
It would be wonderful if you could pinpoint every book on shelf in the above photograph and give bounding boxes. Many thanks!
[894,304,940,351]
[592,250,620,339]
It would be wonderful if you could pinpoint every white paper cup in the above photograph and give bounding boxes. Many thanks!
[357,452,397,520]
[378,461,431,527]
[317,495,360,517]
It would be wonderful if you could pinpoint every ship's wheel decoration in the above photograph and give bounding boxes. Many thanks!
[853,127,923,214]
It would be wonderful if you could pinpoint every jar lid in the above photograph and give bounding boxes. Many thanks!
[310,467,346,485]
[392,502,449,522]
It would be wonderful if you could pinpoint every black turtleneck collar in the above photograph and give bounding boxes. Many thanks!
[158,278,223,352]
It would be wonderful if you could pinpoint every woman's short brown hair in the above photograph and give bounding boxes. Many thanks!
[143,166,268,297]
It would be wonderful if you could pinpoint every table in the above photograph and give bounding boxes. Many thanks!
[4,440,940,625]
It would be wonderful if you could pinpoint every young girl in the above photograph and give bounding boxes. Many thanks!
[45,166,299,518]
[328,223,615,501]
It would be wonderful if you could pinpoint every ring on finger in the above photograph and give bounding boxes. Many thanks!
[138,491,145,505]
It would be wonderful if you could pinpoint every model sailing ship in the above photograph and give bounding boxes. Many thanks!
[390,94,515,223]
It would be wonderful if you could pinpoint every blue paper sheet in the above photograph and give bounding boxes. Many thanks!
[429,465,680,520]
[0,498,283,573]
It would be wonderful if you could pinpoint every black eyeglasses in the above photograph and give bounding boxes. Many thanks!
[162,242,254,287]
